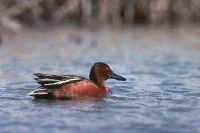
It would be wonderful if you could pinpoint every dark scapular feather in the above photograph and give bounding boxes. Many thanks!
[33,73,85,89]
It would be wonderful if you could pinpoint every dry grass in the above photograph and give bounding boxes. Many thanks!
[0,0,200,32]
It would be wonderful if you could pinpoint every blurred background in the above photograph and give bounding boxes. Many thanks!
[0,0,200,32]
[0,0,200,133]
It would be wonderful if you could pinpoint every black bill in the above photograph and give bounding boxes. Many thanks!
[111,73,126,81]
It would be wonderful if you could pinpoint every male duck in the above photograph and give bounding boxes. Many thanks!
[29,62,126,99]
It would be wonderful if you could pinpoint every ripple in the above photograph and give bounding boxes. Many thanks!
[167,107,192,113]
[1,27,200,133]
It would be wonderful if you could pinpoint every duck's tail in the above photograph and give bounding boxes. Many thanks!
[29,87,53,99]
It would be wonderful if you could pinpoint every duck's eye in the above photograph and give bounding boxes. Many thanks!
[105,67,109,71]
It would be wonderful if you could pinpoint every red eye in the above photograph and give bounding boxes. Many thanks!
[105,67,109,71]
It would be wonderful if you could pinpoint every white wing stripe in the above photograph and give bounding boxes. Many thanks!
[37,78,60,82]
[45,78,81,86]
[28,88,48,96]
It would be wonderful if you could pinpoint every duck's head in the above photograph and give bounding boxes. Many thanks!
[89,62,126,86]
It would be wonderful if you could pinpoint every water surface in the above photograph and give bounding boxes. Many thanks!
[0,26,200,133]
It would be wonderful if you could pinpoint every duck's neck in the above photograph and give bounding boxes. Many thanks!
[89,71,105,87]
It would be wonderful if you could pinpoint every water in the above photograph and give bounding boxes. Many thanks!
[0,26,200,133]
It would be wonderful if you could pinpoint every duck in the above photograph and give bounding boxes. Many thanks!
[29,62,126,99]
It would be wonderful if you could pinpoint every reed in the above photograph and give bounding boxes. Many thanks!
[0,0,200,29]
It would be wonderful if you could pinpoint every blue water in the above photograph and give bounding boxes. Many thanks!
[0,26,200,133]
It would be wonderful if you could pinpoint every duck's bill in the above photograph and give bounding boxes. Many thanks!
[111,73,126,81]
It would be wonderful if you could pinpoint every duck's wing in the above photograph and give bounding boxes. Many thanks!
[33,73,86,89]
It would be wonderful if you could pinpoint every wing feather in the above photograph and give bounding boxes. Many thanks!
[34,73,85,89]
